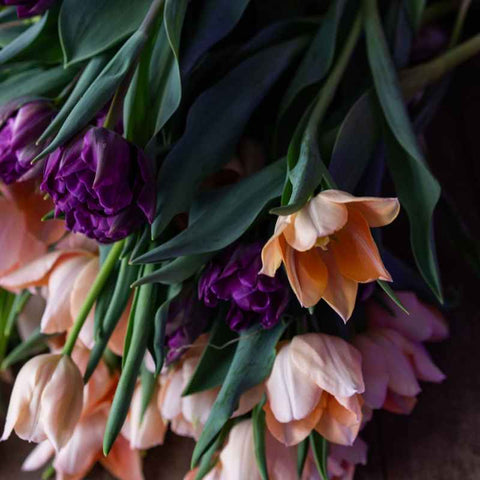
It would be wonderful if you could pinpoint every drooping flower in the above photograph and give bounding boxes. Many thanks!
[0,100,55,184]
[0,180,64,278]
[0,0,56,18]
[199,242,290,330]
[41,127,156,243]
[264,333,364,447]
[2,353,83,451]
[261,190,400,321]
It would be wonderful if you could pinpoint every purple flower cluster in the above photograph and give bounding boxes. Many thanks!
[0,101,54,184]
[41,127,156,243]
[0,0,56,18]
[199,242,289,331]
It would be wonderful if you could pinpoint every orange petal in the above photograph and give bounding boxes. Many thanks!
[102,434,144,480]
[331,209,391,283]
[320,190,400,227]
[284,246,328,308]
[320,251,358,321]
[260,217,290,276]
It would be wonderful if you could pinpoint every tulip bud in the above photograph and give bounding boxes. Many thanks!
[0,101,55,184]
[0,0,57,18]
[1,353,83,451]
[41,127,156,243]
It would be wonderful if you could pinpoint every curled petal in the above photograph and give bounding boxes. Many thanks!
[260,217,290,277]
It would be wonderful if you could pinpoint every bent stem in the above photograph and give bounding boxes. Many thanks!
[63,240,125,357]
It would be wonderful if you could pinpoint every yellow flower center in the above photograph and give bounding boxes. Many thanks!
[315,236,330,250]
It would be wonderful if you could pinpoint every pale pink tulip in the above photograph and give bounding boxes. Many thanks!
[2,353,83,450]
[122,382,168,449]
[354,327,445,414]
[366,291,448,342]
[261,190,399,320]
[264,333,364,446]
[0,181,64,278]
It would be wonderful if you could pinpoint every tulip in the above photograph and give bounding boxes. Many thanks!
[0,0,56,18]
[122,382,168,449]
[41,127,156,243]
[261,190,399,321]
[354,328,445,414]
[2,353,83,451]
[264,333,364,446]
[0,100,55,184]
[199,242,289,330]
[0,181,64,278]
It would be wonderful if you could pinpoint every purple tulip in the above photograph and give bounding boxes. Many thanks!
[0,0,56,18]
[199,242,290,330]
[0,101,54,184]
[41,127,156,243]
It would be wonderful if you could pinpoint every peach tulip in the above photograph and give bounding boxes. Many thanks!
[0,180,64,278]
[264,333,364,447]
[261,190,399,320]
[123,382,168,449]
[354,327,445,414]
[2,353,83,450]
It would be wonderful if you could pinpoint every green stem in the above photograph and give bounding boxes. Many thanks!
[400,33,480,100]
[63,240,125,356]
[449,0,472,48]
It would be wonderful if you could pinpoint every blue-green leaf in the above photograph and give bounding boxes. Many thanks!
[309,431,328,480]
[252,396,268,480]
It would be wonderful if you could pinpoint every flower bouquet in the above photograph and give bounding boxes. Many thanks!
[0,0,477,479]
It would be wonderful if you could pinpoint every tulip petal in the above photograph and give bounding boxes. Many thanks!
[159,368,184,420]
[234,383,265,417]
[260,218,290,277]
[331,209,391,283]
[321,251,358,322]
[320,190,400,227]
[289,334,365,398]
[102,434,144,480]
[383,391,417,414]
[284,246,328,308]
[22,440,54,471]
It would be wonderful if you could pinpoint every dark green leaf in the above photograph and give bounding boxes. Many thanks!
[297,439,309,478]
[278,0,347,120]
[132,253,213,287]
[377,280,409,314]
[151,37,307,238]
[252,396,268,480]
[182,0,251,73]
[309,431,328,480]
[136,158,286,263]
[59,0,152,65]
[183,313,237,396]
[192,322,286,466]
[140,367,156,421]
[364,0,442,301]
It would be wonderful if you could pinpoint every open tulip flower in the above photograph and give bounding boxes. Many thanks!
[264,333,365,446]
[261,190,400,320]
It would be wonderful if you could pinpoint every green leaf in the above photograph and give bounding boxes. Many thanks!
[136,158,286,263]
[377,280,409,315]
[103,264,157,455]
[35,30,148,161]
[84,258,139,382]
[363,0,442,301]
[59,0,152,65]
[38,54,110,143]
[0,65,77,107]
[309,431,328,480]
[192,322,286,466]
[252,396,268,480]
[140,367,156,422]
[132,253,213,287]
[329,91,380,191]
[183,313,237,396]
[181,0,251,74]
[278,0,347,120]
[297,439,309,478]
[151,37,307,238]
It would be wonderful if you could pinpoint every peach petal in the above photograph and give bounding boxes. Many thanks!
[17,295,45,341]
[260,217,290,277]
[102,434,144,480]
[383,391,417,414]
[21,440,54,471]
[0,198,27,276]
[332,209,391,283]
[234,383,265,417]
[159,368,184,420]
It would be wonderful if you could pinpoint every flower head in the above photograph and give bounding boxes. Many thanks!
[261,190,400,321]
[199,242,290,330]
[264,333,364,446]
[0,100,54,184]
[0,0,56,18]
[41,127,156,243]
[2,353,83,451]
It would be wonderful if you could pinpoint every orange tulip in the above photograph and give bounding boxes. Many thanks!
[264,333,364,447]
[2,353,83,451]
[261,190,399,320]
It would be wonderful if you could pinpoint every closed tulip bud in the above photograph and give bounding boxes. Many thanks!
[0,0,56,18]
[0,101,55,184]
[2,353,83,451]
[41,127,156,243]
